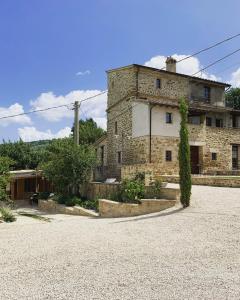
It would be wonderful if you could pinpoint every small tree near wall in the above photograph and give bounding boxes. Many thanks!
[179,97,192,207]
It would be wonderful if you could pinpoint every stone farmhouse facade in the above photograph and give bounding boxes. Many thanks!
[95,57,240,180]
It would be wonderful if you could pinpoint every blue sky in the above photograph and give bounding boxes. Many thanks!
[0,0,240,141]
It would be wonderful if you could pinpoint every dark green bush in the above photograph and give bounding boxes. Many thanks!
[51,193,98,211]
[65,197,76,207]
[75,197,98,211]
[52,194,65,204]
[38,192,50,200]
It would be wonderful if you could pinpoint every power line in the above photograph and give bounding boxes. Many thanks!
[214,60,240,76]
[0,90,107,121]
[192,48,240,76]
[161,32,240,70]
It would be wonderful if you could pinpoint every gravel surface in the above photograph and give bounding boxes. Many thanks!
[1,185,240,300]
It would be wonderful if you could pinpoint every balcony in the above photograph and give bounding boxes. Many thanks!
[190,95,210,103]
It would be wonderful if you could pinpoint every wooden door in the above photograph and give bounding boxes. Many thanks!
[190,146,199,174]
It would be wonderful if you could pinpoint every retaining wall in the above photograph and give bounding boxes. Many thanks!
[38,200,98,217]
[99,199,176,218]
[158,175,240,187]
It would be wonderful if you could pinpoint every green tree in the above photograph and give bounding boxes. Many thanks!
[41,138,96,195]
[0,139,47,170]
[178,97,192,207]
[225,88,240,109]
[0,157,14,202]
[72,118,105,145]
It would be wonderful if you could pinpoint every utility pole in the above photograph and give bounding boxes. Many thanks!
[74,101,80,145]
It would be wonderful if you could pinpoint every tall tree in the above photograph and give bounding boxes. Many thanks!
[178,97,192,207]
[225,88,240,109]
[72,118,105,145]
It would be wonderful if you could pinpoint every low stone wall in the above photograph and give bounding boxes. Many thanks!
[38,200,98,217]
[159,175,240,188]
[99,199,176,218]
[80,182,180,201]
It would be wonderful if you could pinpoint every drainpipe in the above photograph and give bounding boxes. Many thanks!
[149,104,155,163]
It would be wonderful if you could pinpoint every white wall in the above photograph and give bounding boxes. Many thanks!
[152,106,180,137]
[132,102,180,138]
[132,102,149,137]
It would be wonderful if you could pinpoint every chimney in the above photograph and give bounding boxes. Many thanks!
[166,56,177,73]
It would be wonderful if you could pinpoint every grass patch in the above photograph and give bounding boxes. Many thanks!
[0,206,16,223]
[17,211,51,222]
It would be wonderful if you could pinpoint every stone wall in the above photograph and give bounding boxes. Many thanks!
[107,66,137,107]
[99,199,176,218]
[203,127,240,174]
[38,200,98,217]
[158,175,240,188]
[137,68,189,100]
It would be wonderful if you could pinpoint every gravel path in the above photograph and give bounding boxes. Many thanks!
[1,185,240,300]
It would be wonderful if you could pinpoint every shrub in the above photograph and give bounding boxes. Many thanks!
[75,197,99,211]
[120,179,144,203]
[0,206,16,223]
[65,197,76,207]
[38,192,50,200]
[52,194,65,204]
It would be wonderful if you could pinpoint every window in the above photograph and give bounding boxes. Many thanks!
[156,78,161,89]
[204,86,211,100]
[114,121,118,135]
[216,118,223,128]
[117,151,122,164]
[211,153,217,161]
[165,150,172,161]
[166,112,172,124]
[206,117,212,126]
[24,178,36,193]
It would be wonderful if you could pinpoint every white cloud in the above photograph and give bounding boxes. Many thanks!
[18,126,72,142]
[0,103,31,127]
[230,67,240,87]
[76,70,91,76]
[144,54,220,81]
[30,90,107,129]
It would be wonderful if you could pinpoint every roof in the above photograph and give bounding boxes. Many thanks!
[107,64,231,88]
[10,169,42,179]
[94,134,107,146]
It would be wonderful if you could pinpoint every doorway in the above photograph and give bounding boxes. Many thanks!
[190,146,200,174]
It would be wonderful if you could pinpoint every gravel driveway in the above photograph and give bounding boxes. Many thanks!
[1,185,240,300]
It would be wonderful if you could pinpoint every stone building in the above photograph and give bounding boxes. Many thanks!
[95,57,240,180]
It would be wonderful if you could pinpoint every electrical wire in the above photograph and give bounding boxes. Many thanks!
[0,90,107,121]
[192,48,240,76]
[160,32,240,70]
